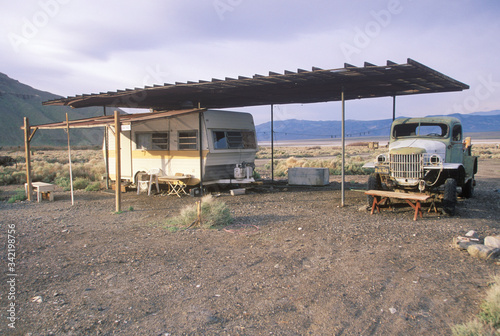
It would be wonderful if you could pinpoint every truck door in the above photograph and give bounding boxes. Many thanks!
[449,124,464,164]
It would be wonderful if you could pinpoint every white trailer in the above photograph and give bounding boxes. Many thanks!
[106,109,257,187]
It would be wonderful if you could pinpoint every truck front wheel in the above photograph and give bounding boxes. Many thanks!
[461,176,474,198]
[442,178,457,216]
[367,173,382,207]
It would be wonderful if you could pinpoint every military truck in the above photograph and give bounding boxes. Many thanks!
[363,116,478,215]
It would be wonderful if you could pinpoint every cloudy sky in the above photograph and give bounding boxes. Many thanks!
[2,0,500,124]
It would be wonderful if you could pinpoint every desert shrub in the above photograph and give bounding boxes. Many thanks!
[85,182,101,192]
[73,178,89,190]
[55,176,71,190]
[165,195,233,230]
[7,189,26,203]
[452,276,500,335]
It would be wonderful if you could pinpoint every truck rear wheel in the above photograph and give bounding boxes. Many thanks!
[442,178,457,216]
[367,173,382,206]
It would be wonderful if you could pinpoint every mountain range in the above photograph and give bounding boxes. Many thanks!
[255,111,500,141]
[1,72,499,146]
[0,72,111,147]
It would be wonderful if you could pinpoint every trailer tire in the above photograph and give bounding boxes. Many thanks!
[367,173,382,206]
[442,178,457,216]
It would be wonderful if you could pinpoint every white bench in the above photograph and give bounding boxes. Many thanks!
[25,182,56,202]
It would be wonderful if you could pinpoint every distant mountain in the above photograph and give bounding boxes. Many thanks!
[256,113,500,141]
[0,72,117,147]
[468,110,500,116]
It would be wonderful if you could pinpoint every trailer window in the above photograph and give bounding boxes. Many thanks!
[136,132,169,150]
[178,130,198,150]
[213,131,256,149]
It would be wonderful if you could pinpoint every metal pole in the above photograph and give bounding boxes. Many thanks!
[104,106,109,189]
[24,117,33,201]
[341,87,346,207]
[66,114,74,205]
[392,96,396,121]
[271,104,274,182]
[114,110,121,213]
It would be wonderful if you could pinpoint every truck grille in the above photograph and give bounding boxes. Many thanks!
[390,154,423,179]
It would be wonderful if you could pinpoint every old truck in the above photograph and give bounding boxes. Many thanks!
[363,116,478,215]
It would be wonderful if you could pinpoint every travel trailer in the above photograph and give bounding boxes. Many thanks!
[106,109,258,187]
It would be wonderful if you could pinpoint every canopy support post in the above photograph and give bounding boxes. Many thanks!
[341,87,346,207]
[114,110,121,213]
[66,114,74,205]
[392,96,396,121]
[24,117,33,201]
[104,106,110,189]
[198,107,204,196]
[271,104,274,182]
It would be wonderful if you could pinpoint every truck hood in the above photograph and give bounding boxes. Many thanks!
[389,139,446,155]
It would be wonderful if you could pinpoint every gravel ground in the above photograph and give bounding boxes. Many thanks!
[0,161,499,335]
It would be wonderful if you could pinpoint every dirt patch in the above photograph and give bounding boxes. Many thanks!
[0,161,499,335]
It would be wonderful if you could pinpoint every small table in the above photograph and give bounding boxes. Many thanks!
[158,176,190,197]
[25,182,56,202]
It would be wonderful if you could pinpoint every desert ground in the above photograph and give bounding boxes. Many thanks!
[0,149,499,335]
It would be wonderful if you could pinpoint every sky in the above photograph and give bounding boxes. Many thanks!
[2,0,500,125]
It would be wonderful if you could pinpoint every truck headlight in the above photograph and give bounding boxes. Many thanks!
[377,154,388,163]
[430,154,442,165]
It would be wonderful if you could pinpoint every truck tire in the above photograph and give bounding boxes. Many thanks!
[367,173,382,206]
[461,176,474,198]
[442,178,457,216]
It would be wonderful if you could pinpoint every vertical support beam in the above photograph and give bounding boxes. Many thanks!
[341,87,346,207]
[24,117,33,201]
[114,110,121,213]
[198,109,204,196]
[271,104,274,182]
[66,114,74,205]
[104,106,110,189]
[392,96,396,121]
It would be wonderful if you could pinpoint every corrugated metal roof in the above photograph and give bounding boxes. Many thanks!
[28,108,204,130]
[42,58,468,110]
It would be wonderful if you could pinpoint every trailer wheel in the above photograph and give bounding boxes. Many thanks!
[367,173,382,207]
[460,176,474,198]
[442,178,457,216]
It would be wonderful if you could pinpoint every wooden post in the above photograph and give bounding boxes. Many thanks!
[24,117,33,201]
[104,106,110,189]
[198,109,204,196]
[114,110,121,213]
[66,114,74,205]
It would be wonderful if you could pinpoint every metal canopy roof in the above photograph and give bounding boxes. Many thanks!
[28,108,205,130]
[43,58,469,110]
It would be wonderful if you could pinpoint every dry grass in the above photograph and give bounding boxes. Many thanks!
[452,275,500,335]
[164,195,233,230]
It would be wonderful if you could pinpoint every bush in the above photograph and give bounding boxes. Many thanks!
[7,189,26,203]
[85,182,101,192]
[165,195,233,230]
[73,178,90,190]
[452,276,500,335]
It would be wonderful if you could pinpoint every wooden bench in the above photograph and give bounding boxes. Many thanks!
[365,190,435,221]
[25,182,56,202]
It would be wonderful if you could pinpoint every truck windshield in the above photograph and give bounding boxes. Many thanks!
[393,123,448,138]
